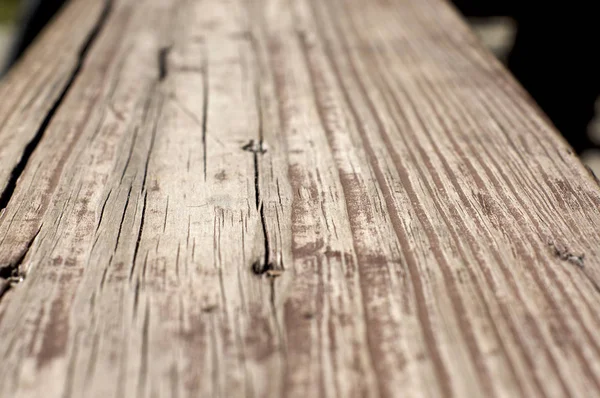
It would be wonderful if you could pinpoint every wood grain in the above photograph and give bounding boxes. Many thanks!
[0,0,108,209]
[1,0,600,396]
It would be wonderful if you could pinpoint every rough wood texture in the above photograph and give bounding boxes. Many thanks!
[1,0,600,396]
[0,0,107,207]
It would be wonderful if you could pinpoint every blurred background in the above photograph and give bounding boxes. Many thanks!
[0,0,599,173]
[0,0,18,66]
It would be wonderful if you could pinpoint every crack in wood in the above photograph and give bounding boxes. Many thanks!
[249,126,273,275]
[133,279,141,317]
[163,196,169,233]
[251,155,277,276]
[120,130,138,184]
[201,50,209,182]
[128,94,161,283]
[140,95,160,190]
[248,44,280,276]
[158,46,171,81]
[130,191,148,283]
[114,184,133,253]
[0,226,42,300]
[95,189,113,233]
[249,141,273,276]
[0,0,113,214]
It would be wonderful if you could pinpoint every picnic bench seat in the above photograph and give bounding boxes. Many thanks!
[1,0,600,396]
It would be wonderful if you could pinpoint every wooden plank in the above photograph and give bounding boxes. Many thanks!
[0,0,108,210]
[1,0,600,396]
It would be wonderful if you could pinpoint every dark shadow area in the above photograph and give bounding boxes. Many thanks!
[2,0,67,74]
[454,0,600,154]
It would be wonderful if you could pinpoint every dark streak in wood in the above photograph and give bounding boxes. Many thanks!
[130,191,148,282]
[158,46,171,81]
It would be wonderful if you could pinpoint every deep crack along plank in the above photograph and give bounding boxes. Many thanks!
[1,0,600,396]
[0,0,108,210]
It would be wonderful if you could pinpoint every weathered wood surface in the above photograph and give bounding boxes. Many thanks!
[1,0,600,396]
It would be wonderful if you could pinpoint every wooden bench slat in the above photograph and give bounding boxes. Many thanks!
[1,0,600,396]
